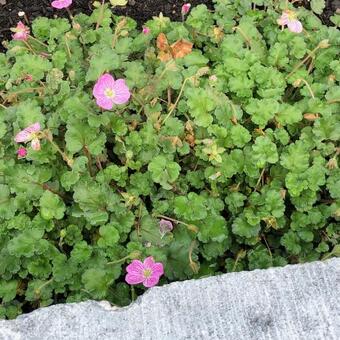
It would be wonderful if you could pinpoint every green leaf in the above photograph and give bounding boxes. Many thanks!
[98,224,120,247]
[232,216,261,238]
[174,192,207,221]
[65,121,106,155]
[82,268,112,299]
[230,124,251,148]
[198,215,229,243]
[252,136,278,168]
[310,0,325,15]
[276,104,303,126]
[148,156,181,190]
[245,99,280,127]
[0,280,18,303]
[7,229,44,258]
[186,88,216,127]
[281,231,301,255]
[10,55,51,80]
[86,48,121,82]
[40,191,66,220]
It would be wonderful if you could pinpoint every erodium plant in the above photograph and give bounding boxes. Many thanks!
[0,0,339,318]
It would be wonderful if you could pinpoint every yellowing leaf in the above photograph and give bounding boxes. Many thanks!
[110,0,128,6]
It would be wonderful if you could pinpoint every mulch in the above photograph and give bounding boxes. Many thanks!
[0,0,338,50]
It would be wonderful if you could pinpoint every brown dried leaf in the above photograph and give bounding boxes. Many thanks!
[170,39,193,59]
[303,113,320,121]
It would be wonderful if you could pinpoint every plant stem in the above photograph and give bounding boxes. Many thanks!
[161,77,190,125]
[106,255,131,265]
[96,156,103,170]
[28,35,48,48]
[66,8,74,20]
[262,234,272,258]
[233,26,251,47]
[64,36,72,58]
[83,146,94,177]
[254,167,266,191]
[23,40,36,55]
[35,278,54,296]
[96,0,106,30]
[131,286,136,301]
[188,240,199,273]
[35,181,69,201]
[45,132,73,168]
[112,18,126,48]
[286,43,325,79]
[299,78,315,99]
[167,87,172,108]
[327,99,340,104]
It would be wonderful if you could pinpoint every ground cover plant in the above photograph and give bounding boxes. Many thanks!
[0,0,339,318]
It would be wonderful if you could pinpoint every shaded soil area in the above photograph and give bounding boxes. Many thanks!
[0,0,213,44]
[1,0,339,44]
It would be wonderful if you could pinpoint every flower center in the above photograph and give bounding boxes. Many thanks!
[286,10,297,20]
[104,88,116,99]
[143,269,152,278]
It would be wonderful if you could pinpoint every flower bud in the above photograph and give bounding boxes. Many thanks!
[129,251,142,260]
[326,158,337,170]
[181,3,191,15]
[293,78,302,87]
[142,26,150,35]
[318,39,330,49]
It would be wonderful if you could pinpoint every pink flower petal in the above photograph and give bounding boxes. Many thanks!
[287,20,303,33]
[143,256,156,269]
[25,122,41,134]
[151,262,164,277]
[277,13,289,26]
[12,21,30,41]
[96,97,114,110]
[112,79,131,105]
[15,130,32,143]
[51,0,72,9]
[126,259,144,274]
[15,122,41,143]
[144,275,161,288]
[94,74,115,95]
[31,138,41,151]
[125,272,145,285]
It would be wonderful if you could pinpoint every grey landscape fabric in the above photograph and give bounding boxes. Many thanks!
[0,258,339,340]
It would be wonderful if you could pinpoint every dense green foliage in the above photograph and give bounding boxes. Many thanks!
[0,0,339,318]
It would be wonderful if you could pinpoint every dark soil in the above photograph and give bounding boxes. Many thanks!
[0,0,338,51]
[0,1,213,44]
[1,0,339,41]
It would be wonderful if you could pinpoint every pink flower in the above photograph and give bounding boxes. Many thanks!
[51,0,72,9]
[24,74,33,82]
[93,73,131,110]
[17,147,27,159]
[12,21,30,41]
[181,3,191,15]
[142,26,150,35]
[159,219,173,237]
[125,256,164,288]
[277,10,303,33]
[15,122,41,151]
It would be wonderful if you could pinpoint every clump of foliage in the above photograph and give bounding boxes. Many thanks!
[0,0,339,318]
